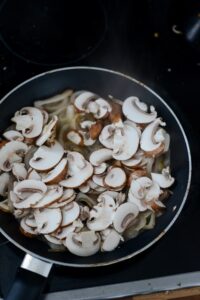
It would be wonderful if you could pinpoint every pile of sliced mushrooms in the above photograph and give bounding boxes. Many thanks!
[0,89,175,257]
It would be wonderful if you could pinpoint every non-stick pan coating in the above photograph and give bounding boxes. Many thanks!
[0,67,192,267]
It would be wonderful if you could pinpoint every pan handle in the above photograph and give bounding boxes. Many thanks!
[5,254,52,300]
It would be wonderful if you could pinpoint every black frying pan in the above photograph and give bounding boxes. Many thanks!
[0,67,191,300]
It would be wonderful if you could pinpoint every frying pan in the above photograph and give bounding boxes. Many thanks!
[0,67,191,300]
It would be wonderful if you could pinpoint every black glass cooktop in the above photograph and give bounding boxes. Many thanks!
[0,0,200,298]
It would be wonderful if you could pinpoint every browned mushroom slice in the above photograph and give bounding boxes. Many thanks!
[34,208,62,234]
[104,167,126,189]
[42,158,67,185]
[113,203,139,233]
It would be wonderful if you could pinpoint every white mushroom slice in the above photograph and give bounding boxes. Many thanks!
[151,167,175,188]
[44,234,62,245]
[0,141,28,171]
[112,125,139,161]
[25,214,37,227]
[34,208,62,234]
[113,202,139,233]
[80,120,96,129]
[20,217,38,237]
[122,97,157,124]
[94,163,108,175]
[60,161,93,189]
[61,202,80,227]
[27,169,42,181]
[130,177,152,199]
[92,175,105,187]
[33,186,63,208]
[93,98,112,119]
[78,130,96,146]
[124,120,142,137]
[63,231,100,257]
[101,229,122,252]
[74,91,95,111]
[3,130,24,142]
[0,173,10,196]
[145,181,161,202]
[13,179,47,199]
[89,148,113,166]
[12,163,27,181]
[99,124,115,149]
[66,130,83,145]
[29,141,64,171]
[104,167,126,189]
[67,151,86,176]
[36,116,58,146]
[87,204,114,231]
[140,118,166,154]
[128,191,147,211]
[11,114,33,132]
[13,193,44,209]
[79,182,90,193]
[42,158,67,185]
[52,219,83,240]
[59,188,75,200]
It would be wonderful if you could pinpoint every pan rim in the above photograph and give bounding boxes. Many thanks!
[0,66,192,267]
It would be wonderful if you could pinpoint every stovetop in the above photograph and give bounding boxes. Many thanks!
[0,0,200,299]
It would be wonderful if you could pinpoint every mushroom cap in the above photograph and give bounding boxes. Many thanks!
[33,186,63,208]
[60,161,93,189]
[63,231,100,257]
[113,202,139,233]
[36,115,58,146]
[12,163,27,181]
[3,130,24,142]
[29,141,64,171]
[140,118,166,154]
[104,167,126,189]
[0,141,28,171]
[122,97,157,124]
[61,201,80,227]
[74,91,95,111]
[151,167,175,188]
[0,172,10,196]
[42,158,67,185]
[34,208,62,234]
[101,229,122,252]
[13,179,47,199]
[89,148,113,166]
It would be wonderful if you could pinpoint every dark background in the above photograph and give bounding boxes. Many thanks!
[0,0,200,298]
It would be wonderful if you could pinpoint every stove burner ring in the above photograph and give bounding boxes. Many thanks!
[0,0,107,66]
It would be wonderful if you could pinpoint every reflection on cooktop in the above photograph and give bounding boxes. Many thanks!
[0,0,107,65]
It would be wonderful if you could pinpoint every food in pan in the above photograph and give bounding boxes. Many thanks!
[0,89,174,256]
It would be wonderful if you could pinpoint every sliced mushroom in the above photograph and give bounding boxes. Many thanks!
[140,118,166,155]
[52,219,83,240]
[61,201,80,227]
[13,179,47,199]
[74,91,95,112]
[13,193,44,209]
[101,229,122,252]
[33,186,63,208]
[42,158,67,185]
[113,202,139,233]
[44,234,62,245]
[63,231,100,257]
[66,130,83,146]
[36,116,58,146]
[20,217,38,237]
[29,141,64,171]
[89,148,113,166]
[27,169,42,181]
[104,167,126,189]
[0,141,28,171]
[12,163,27,181]
[122,97,157,124]
[93,98,112,119]
[94,163,108,175]
[92,175,105,187]
[87,203,115,231]
[25,214,37,227]
[99,124,116,149]
[0,172,10,196]
[151,167,175,188]
[79,182,90,193]
[3,130,24,142]
[78,130,96,146]
[34,208,62,234]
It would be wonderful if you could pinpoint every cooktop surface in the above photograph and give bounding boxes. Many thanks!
[0,0,200,298]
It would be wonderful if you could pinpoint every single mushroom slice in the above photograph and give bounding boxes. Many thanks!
[20,217,38,237]
[99,124,115,149]
[87,204,114,231]
[151,167,175,188]
[29,141,64,171]
[42,158,67,185]
[34,208,62,234]
[33,186,63,208]
[52,219,83,240]
[66,130,83,146]
[79,182,90,193]
[113,202,139,233]
[13,179,47,199]
[63,231,100,257]
[92,174,105,187]
[104,167,126,190]
[89,148,113,167]
[11,113,33,132]
[101,229,122,252]
[13,193,44,209]
[61,201,80,227]
[60,161,93,189]
[74,91,95,112]
[0,141,28,171]
[122,97,157,124]
[3,130,24,142]
[27,169,42,181]
[36,116,58,146]
[0,172,10,196]
[93,98,112,119]
[94,163,108,175]
[12,163,27,181]
[25,214,37,228]
[140,118,166,156]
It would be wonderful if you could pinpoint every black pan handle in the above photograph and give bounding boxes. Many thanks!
[5,254,52,300]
